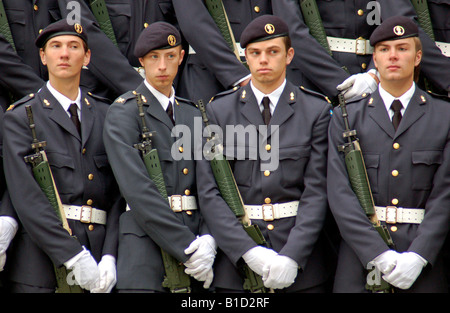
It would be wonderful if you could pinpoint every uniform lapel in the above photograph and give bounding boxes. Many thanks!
[269,82,295,128]
[81,92,95,147]
[240,84,265,127]
[368,91,395,139]
[41,86,81,141]
[136,83,174,130]
[393,89,427,139]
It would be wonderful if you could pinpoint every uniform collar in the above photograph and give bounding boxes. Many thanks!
[250,79,286,115]
[144,79,175,111]
[379,82,415,119]
[46,81,82,119]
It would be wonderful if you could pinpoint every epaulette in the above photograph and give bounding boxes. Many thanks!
[299,85,333,104]
[426,90,450,102]
[114,91,137,105]
[86,91,111,104]
[6,93,35,111]
[209,86,240,103]
[175,95,198,108]
[345,92,371,105]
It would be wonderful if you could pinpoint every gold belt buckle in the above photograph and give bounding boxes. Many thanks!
[80,205,92,223]
[262,204,274,222]
[385,206,397,224]
[170,195,183,212]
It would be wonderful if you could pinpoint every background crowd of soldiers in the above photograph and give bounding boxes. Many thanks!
[0,0,448,294]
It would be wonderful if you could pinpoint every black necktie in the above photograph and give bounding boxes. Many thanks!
[390,99,403,131]
[166,101,175,125]
[262,97,271,125]
[68,103,81,135]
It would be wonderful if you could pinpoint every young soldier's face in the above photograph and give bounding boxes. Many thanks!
[40,35,90,80]
[245,37,294,91]
[373,38,422,84]
[139,46,184,97]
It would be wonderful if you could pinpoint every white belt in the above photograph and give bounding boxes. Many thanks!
[327,36,374,55]
[436,41,450,57]
[63,205,107,225]
[189,42,246,57]
[125,195,198,213]
[375,206,424,224]
[244,201,299,221]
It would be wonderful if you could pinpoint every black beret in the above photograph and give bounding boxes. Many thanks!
[134,21,182,58]
[35,19,88,48]
[240,15,289,48]
[370,16,419,46]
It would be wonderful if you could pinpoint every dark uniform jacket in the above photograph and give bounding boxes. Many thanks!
[2,85,123,289]
[327,87,450,292]
[103,82,209,291]
[196,81,332,291]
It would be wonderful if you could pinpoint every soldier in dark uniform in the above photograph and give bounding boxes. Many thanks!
[327,16,450,292]
[2,0,143,101]
[103,22,216,293]
[2,19,124,293]
[290,0,449,101]
[196,15,332,292]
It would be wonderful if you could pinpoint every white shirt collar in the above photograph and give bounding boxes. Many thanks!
[379,82,416,119]
[144,79,175,112]
[250,79,286,115]
[46,81,82,119]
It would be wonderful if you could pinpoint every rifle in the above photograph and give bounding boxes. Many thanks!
[89,0,118,46]
[23,105,83,293]
[336,94,395,293]
[133,94,191,293]
[198,99,269,293]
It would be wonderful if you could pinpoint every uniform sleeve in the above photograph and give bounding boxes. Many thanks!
[3,108,83,267]
[172,0,250,89]
[102,100,196,263]
[326,107,390,267]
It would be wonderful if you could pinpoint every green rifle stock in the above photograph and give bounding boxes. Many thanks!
[198,99,268,293]
[89,0,118,46]
[133,94,191,293]
[23,105,83,293]
[299,0,332,56]
[204,0,247,67]
[337,94,395,293]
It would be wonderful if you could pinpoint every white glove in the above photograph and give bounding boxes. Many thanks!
[371,250,400,274]
[242,246,278,276]
[184,235,217,288]
[0,217,18,271]
[90,255,116,293]
[382,252,427,290]
[65,247,100,290]
[262,255,298,289]
[337,69,379,100]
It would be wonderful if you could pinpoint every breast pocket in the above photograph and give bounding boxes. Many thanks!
[411,150,443,190]
[4,9,26,52]
[362,154,380,194]
[47,151,75,195]
[279,145,311,188]
[223,144,255,188]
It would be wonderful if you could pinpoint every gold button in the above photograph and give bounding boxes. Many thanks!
[267,224,274,231]
[393,143,400,149]
[391,170,399,177]
[88,174,94,180]
[390,226,398,232]
[391,198,399,205]
[179,146,184,153]
[34,4,38,11]
[264,197,271,204]
[86,199,93,206]
[357,9,364,16]
[88,224,94,231]
[361,63,367,70]
[254,6,260,13]
[186,210,192,216]
[265,144,271,151]
[264,170,270,177]
[39,29,43,34]
[184,189,190,196]
[144,22,149,28]
[82,148,86,154]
